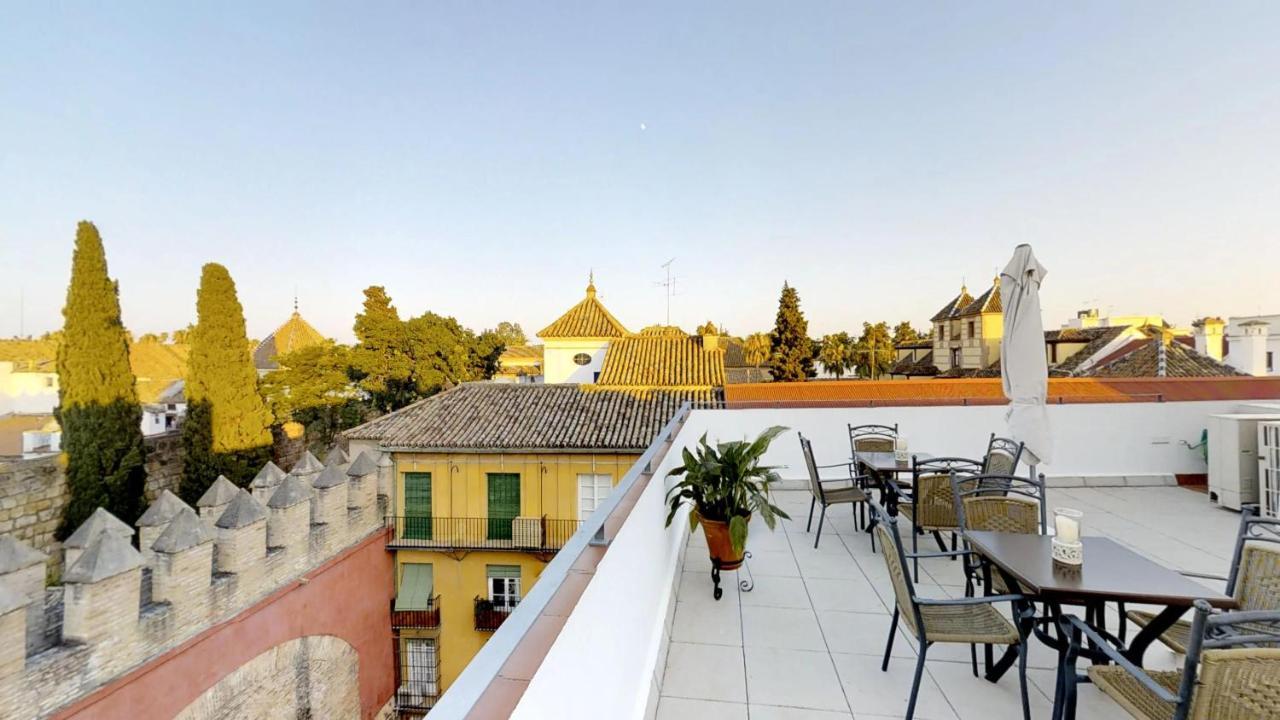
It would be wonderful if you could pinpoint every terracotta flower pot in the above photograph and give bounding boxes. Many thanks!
[698,512,750,570]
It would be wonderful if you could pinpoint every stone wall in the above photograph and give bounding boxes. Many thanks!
[0,451,391,720]
[173,635,361,720]
[0,433,185,578]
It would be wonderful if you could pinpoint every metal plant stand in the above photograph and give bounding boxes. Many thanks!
[710,551,753,600]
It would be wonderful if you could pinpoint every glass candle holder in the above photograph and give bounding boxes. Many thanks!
[894,437,909,462]
[1051,508,1084,565]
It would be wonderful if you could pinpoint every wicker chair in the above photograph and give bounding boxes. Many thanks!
[848,423,899,455]
[953,472,1047,597]
[1126,505,1280,654]
[1057,600,1280,720]
[799,434,871,549]
[982,434,1025,476]
[872,503,1033,720]
[891,456,983,581]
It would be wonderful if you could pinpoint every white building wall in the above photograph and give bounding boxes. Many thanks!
[542,339,610,384]
[1226,316,1278,376]
[0,362,59,415]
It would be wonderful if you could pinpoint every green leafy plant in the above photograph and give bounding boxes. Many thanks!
[664,426,792,553]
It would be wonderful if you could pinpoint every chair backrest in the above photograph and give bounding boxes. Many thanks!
[982,434,1025,476]
[953,472,1047,535]
[798,434,826,502]
[849,423,898,454]
[1226,506,1280,612]
[869,503,925,638]
[1178,600,1280,720]
[910,457,983,531]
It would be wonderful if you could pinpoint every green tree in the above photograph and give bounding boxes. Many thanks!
[743,332,771,366]
[850,322,896,380]
[697,320,724,336]
[490,321,527,346]
[351,286,415,412]
[262,343,366,451]
[817,333,852,379]
[405,312,485,394]
[56,221,148,536]
[892,322,923,345]
[768,282,815,381]
[180,264,274,503]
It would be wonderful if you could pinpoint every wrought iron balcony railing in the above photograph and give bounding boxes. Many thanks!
[386,516,581,552]
[390,596,441,630]
[474,597,519,632]
[393,637,440,716]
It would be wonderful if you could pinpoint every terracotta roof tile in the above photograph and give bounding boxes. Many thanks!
[930,288,974,322]
[537,283,629,339]
[253,312,327,371]
[957,280,1002,316]
[596,333,725,389]
[1089,340,1245,378]
[344,383,711,450]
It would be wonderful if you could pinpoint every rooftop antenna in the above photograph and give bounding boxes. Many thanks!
[654,258,680,326]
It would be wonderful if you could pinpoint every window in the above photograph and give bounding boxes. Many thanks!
[404,472,432,540]
[940,325,946,340]
[402,638,438,699]
[395,563,434,611]
[1269,351,1275,373]
[951,348,961,367]
[968,321,975,338]
[487,565,521,609]
[44,377,54,388]
[577,474,613,520]
[572,352,591,366]
[486,473,520,540]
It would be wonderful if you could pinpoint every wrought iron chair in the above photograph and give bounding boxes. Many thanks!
[1126,504,1280,654]
[872,503,1033,720]
[953,472,1047,597]
[982,434,1025,476]
[799,434,871,550]
[1057,600,1280,720]
[848,422,900,454]
[889,456,984,581]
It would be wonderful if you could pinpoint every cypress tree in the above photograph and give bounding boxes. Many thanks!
[350,286,414,411]
[56,221,147,536]
[180,263,274,503]
[769,282,815,382]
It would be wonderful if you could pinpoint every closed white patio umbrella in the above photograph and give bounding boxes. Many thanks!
[1000,244,1052,468]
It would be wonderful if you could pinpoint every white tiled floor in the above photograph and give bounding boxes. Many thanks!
[657,486,1240,719]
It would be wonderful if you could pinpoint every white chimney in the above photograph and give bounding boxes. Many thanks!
[1229,320,1270,376]
[1193,317,1225,362]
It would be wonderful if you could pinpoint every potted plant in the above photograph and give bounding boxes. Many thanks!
[664,426,791,570]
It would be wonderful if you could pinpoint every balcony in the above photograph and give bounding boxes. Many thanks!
[425,379,1280,719]
[390,597,440,630]
[474,597,519,631]
[386,516,581,552]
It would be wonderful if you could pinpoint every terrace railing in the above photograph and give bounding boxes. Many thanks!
[386,516,581,552]
[474,597,520,631]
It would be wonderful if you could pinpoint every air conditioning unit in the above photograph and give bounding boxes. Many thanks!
[513,517,543,548]
[1208,413,1280,510]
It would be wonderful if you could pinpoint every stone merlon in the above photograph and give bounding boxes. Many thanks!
[63,531,142,584]
[152,508,212,553]
[216,489,268,529]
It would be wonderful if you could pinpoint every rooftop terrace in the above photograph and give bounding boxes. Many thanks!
[427,383,1280,719]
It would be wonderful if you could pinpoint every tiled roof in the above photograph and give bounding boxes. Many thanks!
[596,333,725,389]
[344,383,712,450]
[500,345,544,361]
[957,280,1002,316]
[725,367,773,384]
[537,283,629,339]
[1050,326,1129,375]
[895,339,933,350]
[930,288,974,322]
[253,312,327,371]
[723,376,1280,406]
[1088,340,1245,378]
[890,350,938,377]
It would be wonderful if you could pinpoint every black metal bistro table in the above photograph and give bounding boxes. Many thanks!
[962,531,1237,691]
[854,451,933,527]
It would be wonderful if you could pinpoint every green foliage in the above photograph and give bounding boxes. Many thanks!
[664,426,792,553]
[490,321,527,346]
[768,283,815,382]
[851,321,896,379]
[892,322,923,345]
[180,264,274,502]
[350,286,507,411]
[817,332,853,379]
[56,221,147,535]
[697,320,724,336]
[262,342,369,449]
[743,332,771,366]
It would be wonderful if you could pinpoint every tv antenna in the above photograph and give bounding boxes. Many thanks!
[654,258,680,326]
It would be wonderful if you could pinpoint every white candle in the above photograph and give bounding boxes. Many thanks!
[1055,513,1080,543]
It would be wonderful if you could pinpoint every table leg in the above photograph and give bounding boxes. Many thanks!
[1122,605,1183,666]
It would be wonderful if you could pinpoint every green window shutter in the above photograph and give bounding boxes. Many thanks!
[404,472,432,540]
[486,473,520,540]
[486,564,521,579]
[395,563,434,611]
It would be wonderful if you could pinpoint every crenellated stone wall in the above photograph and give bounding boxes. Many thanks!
[0,449,389,720]
[0,456,63,570]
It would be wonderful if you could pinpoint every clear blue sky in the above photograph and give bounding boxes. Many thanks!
[2,2,1278,343]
